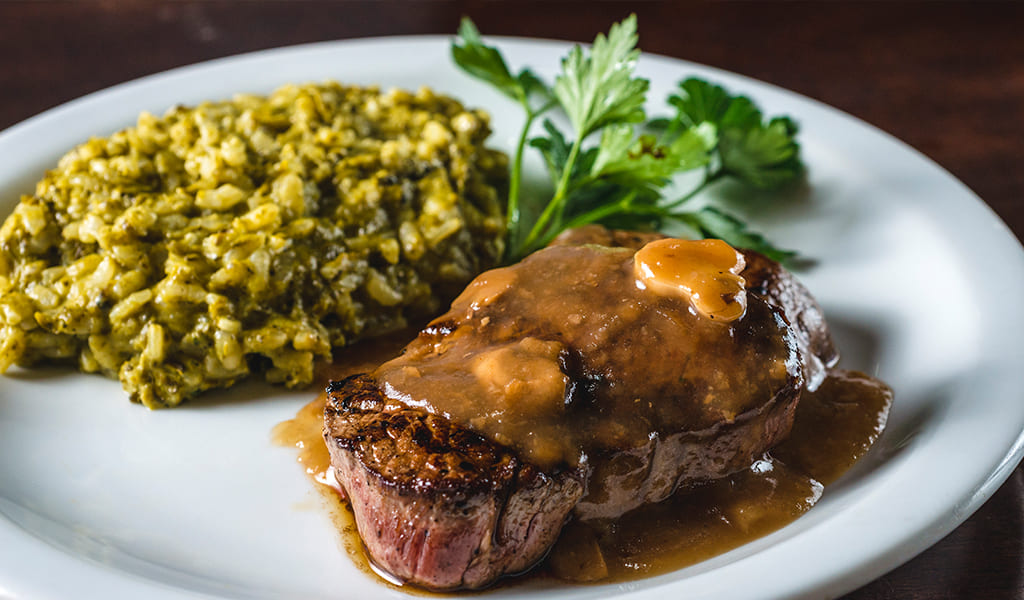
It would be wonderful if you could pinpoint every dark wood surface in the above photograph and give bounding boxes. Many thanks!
[2,1,1022,598]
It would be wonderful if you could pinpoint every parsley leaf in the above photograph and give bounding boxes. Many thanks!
[553,14,649,138]
[666,78,805,189]
[451,18,551,110]
[719,116,804,189]
[450,18,523,102]
[516,15,661,256]
[672,206,796,263]
[667,78,735,128]
[528,119,593,186]
[590,123,715,185]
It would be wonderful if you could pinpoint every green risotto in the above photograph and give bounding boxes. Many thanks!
[0,82,507,407]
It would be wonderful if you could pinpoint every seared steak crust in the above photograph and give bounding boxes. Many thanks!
[324,374,585,590]
[740,250,838,390]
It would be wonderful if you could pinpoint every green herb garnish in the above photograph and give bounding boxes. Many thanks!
[452,16,804,263]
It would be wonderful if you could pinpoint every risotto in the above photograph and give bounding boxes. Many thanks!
[0,82,507,408]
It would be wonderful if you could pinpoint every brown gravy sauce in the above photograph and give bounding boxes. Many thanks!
[373,244,798,472]
[274,338,891,588]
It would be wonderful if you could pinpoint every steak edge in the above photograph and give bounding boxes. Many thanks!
[323,373,585,591]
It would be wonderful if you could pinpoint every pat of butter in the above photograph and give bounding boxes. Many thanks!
[634,238,747,322]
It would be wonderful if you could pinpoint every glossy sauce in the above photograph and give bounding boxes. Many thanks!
[276,341,891,587]
[634,237,748,322]
[373,244,798,471]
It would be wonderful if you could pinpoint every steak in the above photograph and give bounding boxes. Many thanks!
[324,230,830,590]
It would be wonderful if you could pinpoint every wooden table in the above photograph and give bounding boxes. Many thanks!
[2,2,1022,598]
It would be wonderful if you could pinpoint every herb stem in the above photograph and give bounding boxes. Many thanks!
[506,99,558,255]
[506,108,535,247]
[540,194,668,248]
[558,194,635,232]
[518,135,583,257]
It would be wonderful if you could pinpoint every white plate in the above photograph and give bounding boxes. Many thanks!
[1,36,1023,600]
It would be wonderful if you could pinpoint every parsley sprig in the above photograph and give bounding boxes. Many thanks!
[452,16,805,263]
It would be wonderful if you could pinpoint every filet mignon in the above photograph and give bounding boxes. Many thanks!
[324,231,828,590]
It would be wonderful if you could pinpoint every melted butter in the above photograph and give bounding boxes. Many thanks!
[634,238,747,322]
